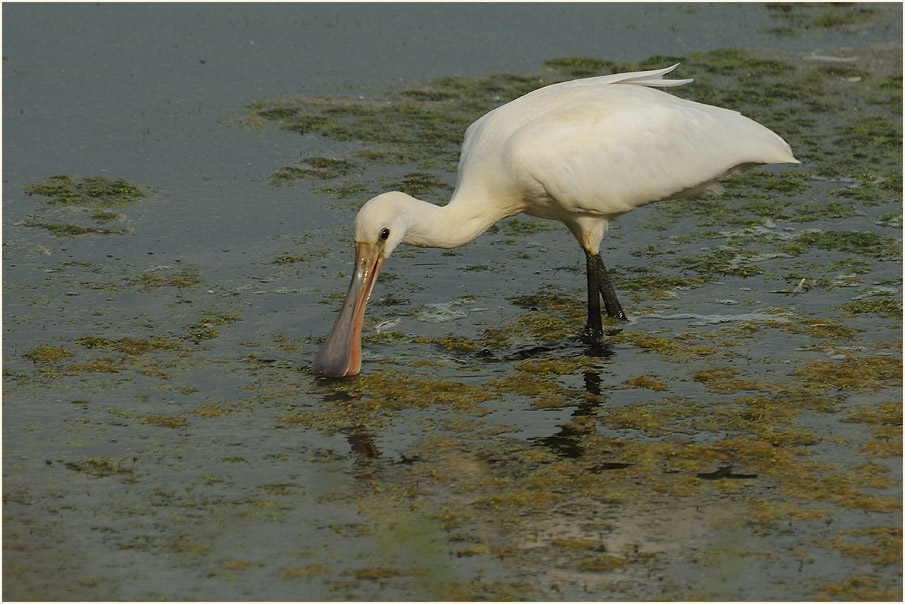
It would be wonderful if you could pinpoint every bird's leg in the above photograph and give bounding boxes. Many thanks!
[583,249,604,342]
[594,255,628,322]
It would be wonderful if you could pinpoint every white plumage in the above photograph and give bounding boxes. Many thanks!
[312,64,799,377]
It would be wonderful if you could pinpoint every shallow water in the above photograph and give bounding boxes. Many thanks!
[3,3,902,601]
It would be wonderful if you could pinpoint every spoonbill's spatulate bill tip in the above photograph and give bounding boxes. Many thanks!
[311,65,799,377]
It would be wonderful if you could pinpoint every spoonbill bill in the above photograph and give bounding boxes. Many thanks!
[312,64,798,377]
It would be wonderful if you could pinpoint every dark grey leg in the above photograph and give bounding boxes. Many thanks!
[595,255,628,322]
[582,250,628,342]
[583,249,603,341]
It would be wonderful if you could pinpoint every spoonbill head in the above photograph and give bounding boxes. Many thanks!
[311,65,799,378]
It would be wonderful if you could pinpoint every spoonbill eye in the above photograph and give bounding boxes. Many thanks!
[379,228,390,241]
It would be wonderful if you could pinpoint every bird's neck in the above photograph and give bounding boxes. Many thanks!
[403,190,522,249]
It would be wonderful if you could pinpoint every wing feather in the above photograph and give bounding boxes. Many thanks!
[501,85,796,217]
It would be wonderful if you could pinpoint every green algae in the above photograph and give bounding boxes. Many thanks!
[63,457,136,478]
[501,217,554,236]
[185,310,241,341]
[542,57,618,78]
[764,3,880,38]
[143,414,188,429]
[770,318,863,341]
[25,175,148,208]
[793,355,902,392]
[693,367,770,394]
[780,230,901,259]
[270,157,354,185]
[622,376,670,391]
[389,172,453,197]
[131,267,201,291]
[280,565,328,579]
[330,370,500,414]
[19,175,150,237]
[611,332,718,359]
[789,200,859,222]
[78,336,183,355]
[23,344,75,365]
[845,402,902,428]
[836,298,902,319]
[678,246,764,277]
[18,221,129,237]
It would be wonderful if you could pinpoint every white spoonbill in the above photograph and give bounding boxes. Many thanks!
[312,64,798,377]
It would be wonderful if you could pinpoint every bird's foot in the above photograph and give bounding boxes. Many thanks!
[606,310,629,324]
[581,324,604,345]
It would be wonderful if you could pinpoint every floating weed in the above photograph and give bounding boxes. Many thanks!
[601,402,685,437]
[487,374,565,401]
[836,116,902,156]
[742,171,810,196]
[88,209,123,223]
[611,332,718,359]
[509,292,582,314]
[845,401,903,446]
[779,230,900,259]
[685,47,794,76]
[875,212,902,228]
[767,318,863,341]
[515,358,593,376]
[64,457,135,478]
[622,376,670,391]
[78,336,184,356]
[829,177,902,205]
[501,217,554,236]
[817,575,899,601]
[131,267,201,291]
[280,565,328,579]
[389,172,454,197]
[433,335,481,353]
[764,3,880,38]
[272,252,308,265]
[120,534,213,557]
[542,57,618,78]
[328,370,500,415]
[270,157,354,185]
[20,176,150,237]
[143,415,188,429]
[65,359,122,374]
[23,344,75,365]
[186,310,241,341]
[790,200,859,222]
[19,221,129,237]
[315,182,370,199]
[819,528,902,567]
[835,299,902,320]
[616,271,713,295]
[25,175,148,208]
[510,310,574,342]
[278,406,393,434]
[694,367,771,394]
[793,356,902,392]
[845,402,902,427]
[859,441,902,459]
[678,247,763,277]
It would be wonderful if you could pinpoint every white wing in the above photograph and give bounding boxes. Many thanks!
[460,64,692,163]
[500,83,797,218]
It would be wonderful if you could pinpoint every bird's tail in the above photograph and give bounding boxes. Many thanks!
[606,64,693,88]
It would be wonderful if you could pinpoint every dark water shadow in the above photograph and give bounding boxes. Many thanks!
[346,428,381,459]
[307,339,623,464]
[532,364,630,467]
